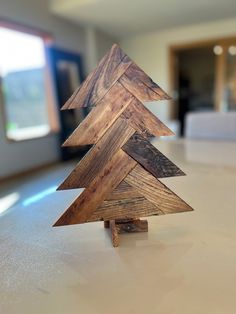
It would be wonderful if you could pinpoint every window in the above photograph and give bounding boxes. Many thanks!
[0,24,57,141]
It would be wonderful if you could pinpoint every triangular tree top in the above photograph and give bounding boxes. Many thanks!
[62,44,170,110]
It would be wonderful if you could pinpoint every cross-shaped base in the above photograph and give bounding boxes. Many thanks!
[104,219,148,247]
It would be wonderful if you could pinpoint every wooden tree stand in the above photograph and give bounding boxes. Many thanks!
[53,44,194,248]
[104,219,148,247]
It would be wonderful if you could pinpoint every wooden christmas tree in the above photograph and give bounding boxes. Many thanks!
[54,44,193,247]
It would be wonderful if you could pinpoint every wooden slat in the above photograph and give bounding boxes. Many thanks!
[53,149,137,226]
[89,196,160,222]
[119,63,171,102]
[125,164,193,215]
[106,181,141,200]
[110,220,119,247]
[63,82,134,146]
[121,97,174,138]
[90,175,164,221]
[122,132,185,179]
[58,118,135,190]
[62,44,132,109]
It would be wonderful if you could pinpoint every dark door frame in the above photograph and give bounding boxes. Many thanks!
[47,46,89,161]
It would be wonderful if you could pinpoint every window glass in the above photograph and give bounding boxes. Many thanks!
[0,27,50,140]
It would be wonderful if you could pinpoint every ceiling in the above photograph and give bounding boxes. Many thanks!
[50,0,236,38]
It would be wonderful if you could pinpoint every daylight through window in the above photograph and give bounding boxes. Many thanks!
[0,26,52,141]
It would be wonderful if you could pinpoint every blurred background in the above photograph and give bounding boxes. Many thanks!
[0,0,236,185]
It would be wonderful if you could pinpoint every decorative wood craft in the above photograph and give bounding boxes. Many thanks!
[54,44,193,247]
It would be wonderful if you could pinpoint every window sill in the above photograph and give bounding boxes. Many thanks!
[6,125,59,143]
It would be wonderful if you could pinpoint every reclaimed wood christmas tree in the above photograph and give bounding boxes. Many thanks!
[54,44,193,247]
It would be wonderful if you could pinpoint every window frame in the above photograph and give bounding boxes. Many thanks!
[0,18,60,143]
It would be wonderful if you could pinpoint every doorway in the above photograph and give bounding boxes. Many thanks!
[48,47,90,161]
[170,37,236,135]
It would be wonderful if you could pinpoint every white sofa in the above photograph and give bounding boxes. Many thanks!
[185,112,236,140]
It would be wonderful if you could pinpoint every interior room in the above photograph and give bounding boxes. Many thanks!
[1,1,236,313]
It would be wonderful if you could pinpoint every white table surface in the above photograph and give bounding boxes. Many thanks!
[1,139,236,314]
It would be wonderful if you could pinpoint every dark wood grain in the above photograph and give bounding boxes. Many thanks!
[116,219,148,234]
[125,164,193,215]
[89,196,160,222]
[122,132,185,179]
[53,149,137,226]
[58,118,135,190]
[121,97,174,138]
[104,221,110,228]
[106,181,141,200]
[63,82,134,146]
[62,44,132,109]
[90,176,165,221]
[119,63,171,102]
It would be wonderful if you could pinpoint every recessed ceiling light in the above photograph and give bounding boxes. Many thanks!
[228,46,236,56]
[213,45,223,55]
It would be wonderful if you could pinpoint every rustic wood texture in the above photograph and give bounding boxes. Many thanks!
[58,118,135,190]
[88,196,160,222]
[63,82,134,147]
[119,63,170,102]
[125,164,193,215]
[122,132,185,179]
[106,181,141,200]
[62,44,132,109]
[55,44,193,238]
[54,149,137,226]
[116,219,148,234]
[121,97,174,138]
[89,177,165,221]
[109,220,119,247]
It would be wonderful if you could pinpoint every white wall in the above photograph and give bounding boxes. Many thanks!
[85,27,117,72]
[95,30,117,61]
[0,0,115,179]
[120,18,236,122]
[85,27,98,73]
